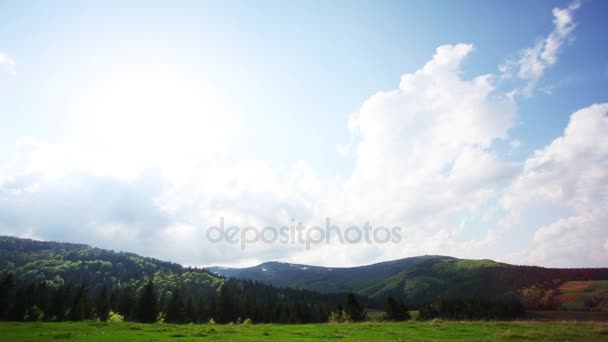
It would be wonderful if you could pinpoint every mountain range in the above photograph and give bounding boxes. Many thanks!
[2,235,608,310]
[210,256,608,308]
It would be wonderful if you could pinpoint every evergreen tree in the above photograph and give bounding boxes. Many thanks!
[165,287,185,323]
[185,296,194,323]
[137,280,158,323]
[117,285,137,321]
[243,292,255,321]
[0,273,14,320]
[96,284,110,321]
[217,284,234,323]
[35,282,51,320]
[209,296,217,322]
[10,287,26,321]
[70,281,91,321]
[384,295,411,321]
[263,292,273,323]
[48,285,66,321]
[196,297,207,323]
[344,293,365,321]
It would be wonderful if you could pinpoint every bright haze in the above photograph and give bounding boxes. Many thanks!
[0,0,607,268]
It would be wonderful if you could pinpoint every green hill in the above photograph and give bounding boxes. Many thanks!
[2,235,607,314]
[0,236,354,323]
[0,235,222,300]
[211,257,608,308]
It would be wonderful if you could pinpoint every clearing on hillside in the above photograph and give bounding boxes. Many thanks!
[557,280,608,311]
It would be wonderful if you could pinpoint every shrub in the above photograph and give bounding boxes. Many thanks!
[328,310,351,323]
[156,312,166,324]
[243,318,253,325]
[24,305,44,322]
[108,311,125,323]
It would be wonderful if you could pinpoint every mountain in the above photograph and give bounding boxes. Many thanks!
[210,257,608,308]
[3,235,607,313]
[0,235,221,299]
[0,236,353,322]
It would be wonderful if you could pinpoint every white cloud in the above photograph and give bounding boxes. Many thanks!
[501,103,608,267]
[343,44,516,227]
[0,52,16,74]
[509,139,521,149]
[501,0,581,96]
[0,45,520,267]
[282,44,520,265]
[502,103,608,216]
[336,143,354,156]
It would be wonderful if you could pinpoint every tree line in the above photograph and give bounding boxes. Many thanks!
[0,237,534,323]
[1,272,528,323]
[418,293,525,320]
[0,273,335,323]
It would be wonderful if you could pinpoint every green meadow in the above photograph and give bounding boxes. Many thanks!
[2,321,608,342]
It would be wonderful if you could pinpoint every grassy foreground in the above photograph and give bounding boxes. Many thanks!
[1,321,608,341]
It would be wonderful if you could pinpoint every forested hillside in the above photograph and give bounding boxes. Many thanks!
[0,236,355,323]
[2,235,605,326]
[0,236,220,298]
[211,257,608,308]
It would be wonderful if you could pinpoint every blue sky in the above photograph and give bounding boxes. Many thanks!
[1,0,607,268]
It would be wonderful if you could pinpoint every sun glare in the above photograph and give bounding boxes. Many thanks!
[69,63,236,175]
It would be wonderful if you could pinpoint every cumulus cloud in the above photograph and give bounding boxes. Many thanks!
[501,0,581,96]
[502,104,608,215]
[501,103,608,267]
[343,44,516,227]
[0,52,16,74]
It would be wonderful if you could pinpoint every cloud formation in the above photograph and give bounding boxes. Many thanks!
[339,43,516,240]
[501,0,581,96]
[0,2,602,268]
[0,44,521,267]
[502,103,608,267]
[0,52,16,74]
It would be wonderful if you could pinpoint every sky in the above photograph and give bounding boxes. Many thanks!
[1,0,607,268]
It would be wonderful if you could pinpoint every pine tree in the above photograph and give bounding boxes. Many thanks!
[243,292,255,321]
[185,297,194,323]
[165,287,185,323]
[344,293,365,321]
[96,284,110,321]
[10,287,26,321]
[70,282,91,321]
[49,285,66,321]
[117,285,137,321]
[209,296,217,322]
[35,282,51,320]
[217,284,234,323]
[196,297,207,323]
[0,273,15,320]
[384,295,410,321]
[137,280,158,323]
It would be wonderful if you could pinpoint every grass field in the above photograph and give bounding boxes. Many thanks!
[1,320,608,341]
[557,280,608,311]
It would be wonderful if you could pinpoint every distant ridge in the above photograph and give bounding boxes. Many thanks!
[210,256,608,308]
